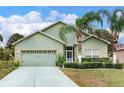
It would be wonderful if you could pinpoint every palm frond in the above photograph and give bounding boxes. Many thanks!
[110,9,124,33]
[113,8,124,17]
[59,25,76,42]
[75,18,84,29]
[98,9,111,23]
[82,11,103,28]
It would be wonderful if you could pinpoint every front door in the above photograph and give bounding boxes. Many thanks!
[65,46,74,63]
[66,50,73,62]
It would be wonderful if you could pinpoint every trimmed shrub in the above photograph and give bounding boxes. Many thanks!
[114,64,123,69]
[64,63,78,68]
[64,62,123,69]
[82,58,109,63]
[65,62,104,69]
[64,63,71,68]
[83,63,92,69]
[104,63,113,68]
[91,62,103,68]
[69,63,78,68]
[79,62,104,69]
[77,63,85,69]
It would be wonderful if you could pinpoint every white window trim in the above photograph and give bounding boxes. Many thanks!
[85,49,100,58]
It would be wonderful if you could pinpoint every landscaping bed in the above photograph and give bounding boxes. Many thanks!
[61,68,124,87]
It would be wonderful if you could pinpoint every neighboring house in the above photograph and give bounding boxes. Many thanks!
[13,21,110,66]
[117,45,124,63]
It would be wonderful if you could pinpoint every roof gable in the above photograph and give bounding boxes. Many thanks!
[81,35,110,44]
[42,21,67,32]
[41,21,90,36]
[12,31,65,45]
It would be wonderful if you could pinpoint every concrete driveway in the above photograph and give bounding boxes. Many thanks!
[0,67,78,87]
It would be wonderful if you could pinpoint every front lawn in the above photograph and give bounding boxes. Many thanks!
[60,68,124,87]
[0,61,19,79]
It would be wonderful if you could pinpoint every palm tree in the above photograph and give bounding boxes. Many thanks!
[99,8,124,64]
[59,12,103,63]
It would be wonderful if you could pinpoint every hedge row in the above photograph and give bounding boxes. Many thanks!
[81,58,110,62]
[64,62,123,69]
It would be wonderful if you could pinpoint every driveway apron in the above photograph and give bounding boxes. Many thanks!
[0,67,78,87]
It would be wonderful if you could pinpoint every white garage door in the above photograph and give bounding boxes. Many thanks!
[21,50,56,66]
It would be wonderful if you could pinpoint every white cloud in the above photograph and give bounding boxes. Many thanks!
[119,32,124,39]
[0,10,78,47]
[49,10,59,17]
[45,10,60,22]
[0,16,6,23]
[45,10,78,24]
[23,11,43,23]
[62,14,78,24]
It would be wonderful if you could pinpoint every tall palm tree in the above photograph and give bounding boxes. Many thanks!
[99,8,124,64]
[59,12,103,63]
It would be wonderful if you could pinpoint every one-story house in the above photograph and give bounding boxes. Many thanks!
[13,21,110,66]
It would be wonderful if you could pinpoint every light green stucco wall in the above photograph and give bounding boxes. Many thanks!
[44,23,65,42]
[15,32,64,62]
[81,37,108,58]
[43,22,88,46]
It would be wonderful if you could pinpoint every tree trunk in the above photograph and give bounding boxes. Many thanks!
[112,41,117,64]
[78,40,82,63]
[77,30,82,63]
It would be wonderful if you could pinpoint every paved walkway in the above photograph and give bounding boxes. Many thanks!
[0,67,78,87]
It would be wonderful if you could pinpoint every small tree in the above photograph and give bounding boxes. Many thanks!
[56,54,66,68]
[3,48,13,61]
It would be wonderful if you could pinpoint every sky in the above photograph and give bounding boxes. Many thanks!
[0,6,124,47]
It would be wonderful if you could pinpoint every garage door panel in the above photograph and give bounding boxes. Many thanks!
[21,50,56,66]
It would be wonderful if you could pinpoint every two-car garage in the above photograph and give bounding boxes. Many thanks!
[13,31,64,66]
[21,50,56,66]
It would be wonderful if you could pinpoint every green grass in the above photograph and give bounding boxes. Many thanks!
[0,67,17,79]
[61,68,124,87]
[0,61,19,79]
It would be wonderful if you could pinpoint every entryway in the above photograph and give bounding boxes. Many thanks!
[65,46,74,63]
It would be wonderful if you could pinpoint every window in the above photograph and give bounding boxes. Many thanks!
[85,49,100,58]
